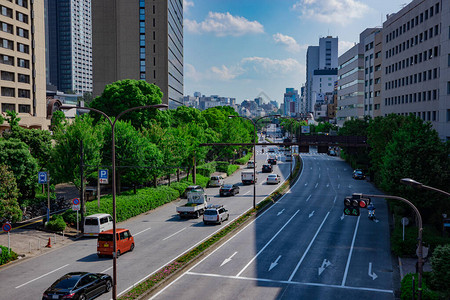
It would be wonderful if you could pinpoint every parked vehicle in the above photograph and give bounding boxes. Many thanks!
[42,272,112,300]
[203,205,229,225]
[352,170,366,180]
[208,175,224,187]
[266,174,281,184]
[176,190,209,218]
[328,150,337,156]
[219,184,240,196]
[241,170,257,185]
[182,185,204,198]
[84,214,113,237]
[262,164,273,173]
[97,228,134,258]
[247,161,256,168]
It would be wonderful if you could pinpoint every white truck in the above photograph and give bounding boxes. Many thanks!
[241,170,257,185]
[176,190,209,218]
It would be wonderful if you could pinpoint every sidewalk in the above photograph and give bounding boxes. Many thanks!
[398,257,432,279]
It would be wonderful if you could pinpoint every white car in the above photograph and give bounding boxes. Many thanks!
[203,205,229,225]
[209,176,224,187]
[247,161,256,168]
[266,174,281,184]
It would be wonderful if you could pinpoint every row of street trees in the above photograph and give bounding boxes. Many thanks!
[0,79,254,223]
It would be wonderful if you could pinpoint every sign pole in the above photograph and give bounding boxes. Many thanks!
[8,231,10,254]
[47,172,50,222]
[77,211,79,236]
[97,168,100,209]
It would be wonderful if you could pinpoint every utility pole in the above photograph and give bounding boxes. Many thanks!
[80,140,85,233]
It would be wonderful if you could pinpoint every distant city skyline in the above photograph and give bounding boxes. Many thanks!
[183,0,408,103]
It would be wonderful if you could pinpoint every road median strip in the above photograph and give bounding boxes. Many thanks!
[119,156,303,300]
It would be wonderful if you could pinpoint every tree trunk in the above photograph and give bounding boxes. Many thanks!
[167,173,171,186]
[177,168,180,182]
[153,175,157,188]
[133,183,136,194]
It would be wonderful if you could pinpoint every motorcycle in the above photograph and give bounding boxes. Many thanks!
[368,209,376,220]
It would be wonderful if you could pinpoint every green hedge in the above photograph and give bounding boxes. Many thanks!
[235,152,252,165]
[401,272,439,300]
[216,161,229,173]
[46,215,66,232]
[196,162,217,177]
[227,164,240,176]
[0,245,18,266]
[184,173,209,188]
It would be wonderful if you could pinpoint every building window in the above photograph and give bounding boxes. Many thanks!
[0,38,14,50]
[16,0,27,8]
[1,70,14,81]
[0,21,13,34]
[17,58,29,68]
[17,42,29,53]
[17,27,29,38]
[1,6,13,18]
[1,87,15,97]
[16,12,28,24]
[18,88,30,98]
[18,104,30,113]
[1,55,14,66]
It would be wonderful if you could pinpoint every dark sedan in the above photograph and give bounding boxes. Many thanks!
[267,157,277,165]
[219,184,240,196]
[352,170,366,180]
[43,272,112,300]
[262,164,273,173]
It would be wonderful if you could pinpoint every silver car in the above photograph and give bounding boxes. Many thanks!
[266,174,281,184]
[203,205,229,225]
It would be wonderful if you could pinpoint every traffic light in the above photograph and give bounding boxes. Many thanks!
[343,196,360,216]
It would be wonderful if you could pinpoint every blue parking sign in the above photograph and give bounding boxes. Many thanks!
[99,169,108,184]
[38,172,47,184]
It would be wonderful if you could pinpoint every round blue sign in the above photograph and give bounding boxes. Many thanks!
[72,198,80,205]
[2,223,12,232]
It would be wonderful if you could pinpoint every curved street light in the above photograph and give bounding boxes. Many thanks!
[228,114,280,209]
[400,178,450,197]
[59,104,168,300]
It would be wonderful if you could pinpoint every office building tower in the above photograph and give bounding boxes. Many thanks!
[47,0,92,94]
[92,0,183,108]
[0,0,49,130]
[382,0,449,140]
[283,88,299,117]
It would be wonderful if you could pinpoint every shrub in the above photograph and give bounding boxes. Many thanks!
[46,215,66,232]
[0,245,18,265]
[216,161,229,173]
[235,152,252,165]
[196,162,216,177]
[183,173,209,188]
[61,209,78,226]
[430,244,450,296]
[400,272,439,300]
[227,164,239,176]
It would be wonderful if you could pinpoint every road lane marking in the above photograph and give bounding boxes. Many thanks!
[308,211,315,218]
[306,195,311,202]
[243,191,251,195]
[288,211,330,281]
[368,262,378,280]
[134,227,151,236]
[101,266,113,273]
[269,255,282,271]
[277,209,285,216]
[318,259,332,275]
[315,183,318,188]
[163,227,186,241]
[185,272,394,294]
[16,264,70,288]
[341,215,361,286]
[220,251,238,267]
[236,210,300,277]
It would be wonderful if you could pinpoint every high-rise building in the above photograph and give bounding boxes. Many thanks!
[305,46,318,113]
[283,88,299,117]
[0,0,49,131]
[92,0,183,108]
[47,0,92,94]
[382,0,449,140]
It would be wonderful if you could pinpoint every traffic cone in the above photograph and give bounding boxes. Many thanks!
[46,237,52,248]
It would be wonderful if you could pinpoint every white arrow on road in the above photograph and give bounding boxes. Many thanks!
[374,218,380,223]
[269,255,282,271]
[368,262,378,280]
[340,213,345,220]
[305,182,308,186]
[277,209,285,216]
[309,211,315,218]
[318,174,321,178]
[333,196,337,203]
[306,195,311,202]
[326,183,329,188]
[318,259,332,275]
[220,251,238,267]
[315,183,318,188]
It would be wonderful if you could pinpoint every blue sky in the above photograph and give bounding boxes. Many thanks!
[183,0,407,104]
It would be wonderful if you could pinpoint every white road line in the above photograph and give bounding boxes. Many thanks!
[134,227,151,236]
[243,191,251,195]
[16,264,70,288]
[101,266,113,273]
[236,210,300,277]
[288,211,330,281]
[315,183,318,188]
[163,227,186,241]
[341,215,361,286]
[185,272,393,294]
[306,195,311,202]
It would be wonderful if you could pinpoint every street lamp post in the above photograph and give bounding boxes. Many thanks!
[60,104,168,300]
[229,114,280,209]
[354,193,424,300]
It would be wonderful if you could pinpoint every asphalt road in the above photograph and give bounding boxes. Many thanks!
[0,137,294,300]
[151,150,396,300]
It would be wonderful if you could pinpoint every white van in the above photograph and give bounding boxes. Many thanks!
[84,213,113,236]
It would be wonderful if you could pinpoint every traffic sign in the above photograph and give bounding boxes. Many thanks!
[38,172,48,184]
[72,198,80,205]
[99,169,108,184]
[301,125,310,134]
[72,205,80,211]
[2,222,12,232]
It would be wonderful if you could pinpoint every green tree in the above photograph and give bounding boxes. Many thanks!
[0,165,22,223]
[89,79,164,129]
[430,244,450,297]
[4,110,20,127]
[338,117,371,170]
[0,138,39,199]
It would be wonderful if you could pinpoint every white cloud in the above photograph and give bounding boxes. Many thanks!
[210,65,244,80]
[338,40,357,55]
[273,33,306,53]
[292,0,370,25]
[185,63,203,82]
[184,12,264,36]
[183,0,194,13]
[240,57,303,75]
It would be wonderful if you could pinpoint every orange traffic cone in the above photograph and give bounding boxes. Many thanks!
[46,237,52,248]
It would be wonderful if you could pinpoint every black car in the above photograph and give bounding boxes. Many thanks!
[219,184,240,196]
[43,272,112,300]
[268,157,277,165]
[262,164,273,173]
[353,170,366,180]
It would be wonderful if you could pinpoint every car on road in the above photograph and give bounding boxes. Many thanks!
[285,154,292,162]
[219,184,240,196]
[97,228,134,258]
[262,164,273,173]
[268,147,276,153]
[42,272,112,300]
[247,161,256,168]
[83,214,113,237]
[208,175,224,187]
[328,149,337,156]
[267,156,277,165]
[203,205,229,225]
[266,174,281,184]
[182,185,204,198]
[352,169,366,180]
